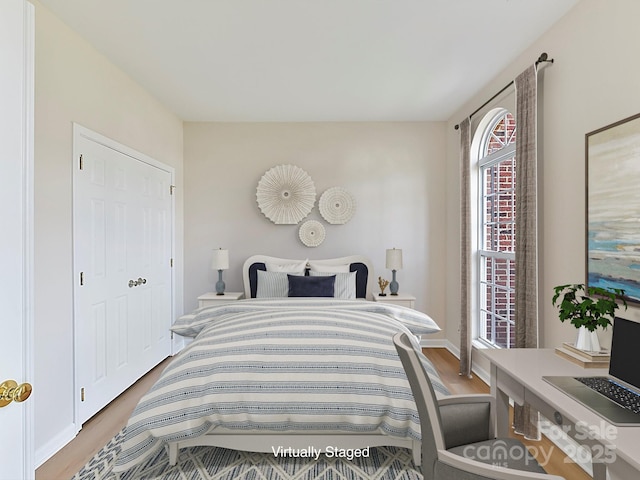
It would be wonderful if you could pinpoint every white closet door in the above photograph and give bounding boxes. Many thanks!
[137,156,173,372]
[73,132,172,425]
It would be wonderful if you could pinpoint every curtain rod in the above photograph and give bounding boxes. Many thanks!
[453,52,554,130]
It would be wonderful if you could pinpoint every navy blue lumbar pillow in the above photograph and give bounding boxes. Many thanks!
[288,274,336,297]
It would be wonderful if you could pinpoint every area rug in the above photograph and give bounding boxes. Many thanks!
[72,430,423,480]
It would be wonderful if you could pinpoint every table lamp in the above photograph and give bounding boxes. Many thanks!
[386,248,403,296]
[212,248,229,295]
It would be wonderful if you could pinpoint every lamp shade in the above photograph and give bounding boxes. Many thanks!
[386,248,403,270]
[212,248,229,271]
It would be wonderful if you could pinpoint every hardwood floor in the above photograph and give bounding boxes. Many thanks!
[37,349,590,480]
[35,358,172,480]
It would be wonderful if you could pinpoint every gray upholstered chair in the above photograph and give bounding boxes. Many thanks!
[393,332,564,480]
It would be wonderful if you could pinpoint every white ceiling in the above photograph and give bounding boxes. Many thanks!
[38,0,579,122]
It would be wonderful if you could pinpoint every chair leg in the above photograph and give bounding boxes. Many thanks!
[411,439,421,466]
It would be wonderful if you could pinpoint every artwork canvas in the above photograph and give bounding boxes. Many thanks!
[587,113,640,303]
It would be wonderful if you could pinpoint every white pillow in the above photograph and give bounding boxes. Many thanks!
[265,259,308,274]
[256,270,302,298]
[308,261,350,273]
[309,271,356,299]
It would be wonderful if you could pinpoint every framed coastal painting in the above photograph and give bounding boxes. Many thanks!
[586,112,640,303]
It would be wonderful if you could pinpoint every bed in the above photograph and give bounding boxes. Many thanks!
[112,255,447,474]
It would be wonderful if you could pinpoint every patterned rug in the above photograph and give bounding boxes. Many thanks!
[72,430,423,480]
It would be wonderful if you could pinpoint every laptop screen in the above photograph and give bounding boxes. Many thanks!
[609,317,640,389]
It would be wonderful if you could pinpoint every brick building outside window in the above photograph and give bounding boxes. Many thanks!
[477,110,516,348]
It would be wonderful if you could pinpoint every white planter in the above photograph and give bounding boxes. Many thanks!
[574,326,601,352]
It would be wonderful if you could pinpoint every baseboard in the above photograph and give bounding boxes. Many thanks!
[35,423,78,468]
[470,350,490,386]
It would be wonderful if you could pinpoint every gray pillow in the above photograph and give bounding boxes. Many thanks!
[256,270,301,298]
[309,271,356,299]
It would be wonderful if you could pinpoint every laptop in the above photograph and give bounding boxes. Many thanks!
[544,317,640,426]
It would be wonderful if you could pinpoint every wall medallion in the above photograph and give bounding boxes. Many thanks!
[299,220,325,247]
[319,186,356,224]
[256,165,316,224]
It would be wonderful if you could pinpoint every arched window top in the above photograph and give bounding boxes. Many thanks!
[484,111,516,156]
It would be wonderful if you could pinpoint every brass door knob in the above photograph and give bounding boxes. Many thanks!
[0,380,33,408]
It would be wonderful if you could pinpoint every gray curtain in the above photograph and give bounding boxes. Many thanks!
[459,117,472,378]
[513,64,540,439]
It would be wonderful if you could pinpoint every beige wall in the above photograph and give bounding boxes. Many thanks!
[33,1,184,462]
[183,122,446,321]
[445,0,640,362]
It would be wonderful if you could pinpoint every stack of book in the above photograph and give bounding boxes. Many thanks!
[555,342,610,368]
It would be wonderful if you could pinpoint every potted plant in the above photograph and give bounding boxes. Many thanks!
[552,283,627,352]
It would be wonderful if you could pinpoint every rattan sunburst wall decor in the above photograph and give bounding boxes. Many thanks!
[318,186,356,225]
[298,220,326,247]
[256,165,316,224]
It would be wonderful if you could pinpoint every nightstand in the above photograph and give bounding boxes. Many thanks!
[197,291,244,308]
[372,292,415,309]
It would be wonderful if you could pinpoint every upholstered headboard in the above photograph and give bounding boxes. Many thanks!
[242,255,374,300]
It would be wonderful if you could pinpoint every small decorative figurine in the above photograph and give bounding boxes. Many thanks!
[378,276,390,296]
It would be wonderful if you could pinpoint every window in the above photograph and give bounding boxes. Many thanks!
[476,110,516,348]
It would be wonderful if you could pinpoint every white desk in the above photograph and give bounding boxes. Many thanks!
[481,348,640,480]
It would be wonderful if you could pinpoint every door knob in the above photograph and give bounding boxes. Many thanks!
[0,380,32,408]
[128,278,148,288]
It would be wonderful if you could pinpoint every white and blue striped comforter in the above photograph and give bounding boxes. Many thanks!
[113,299,447,472]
